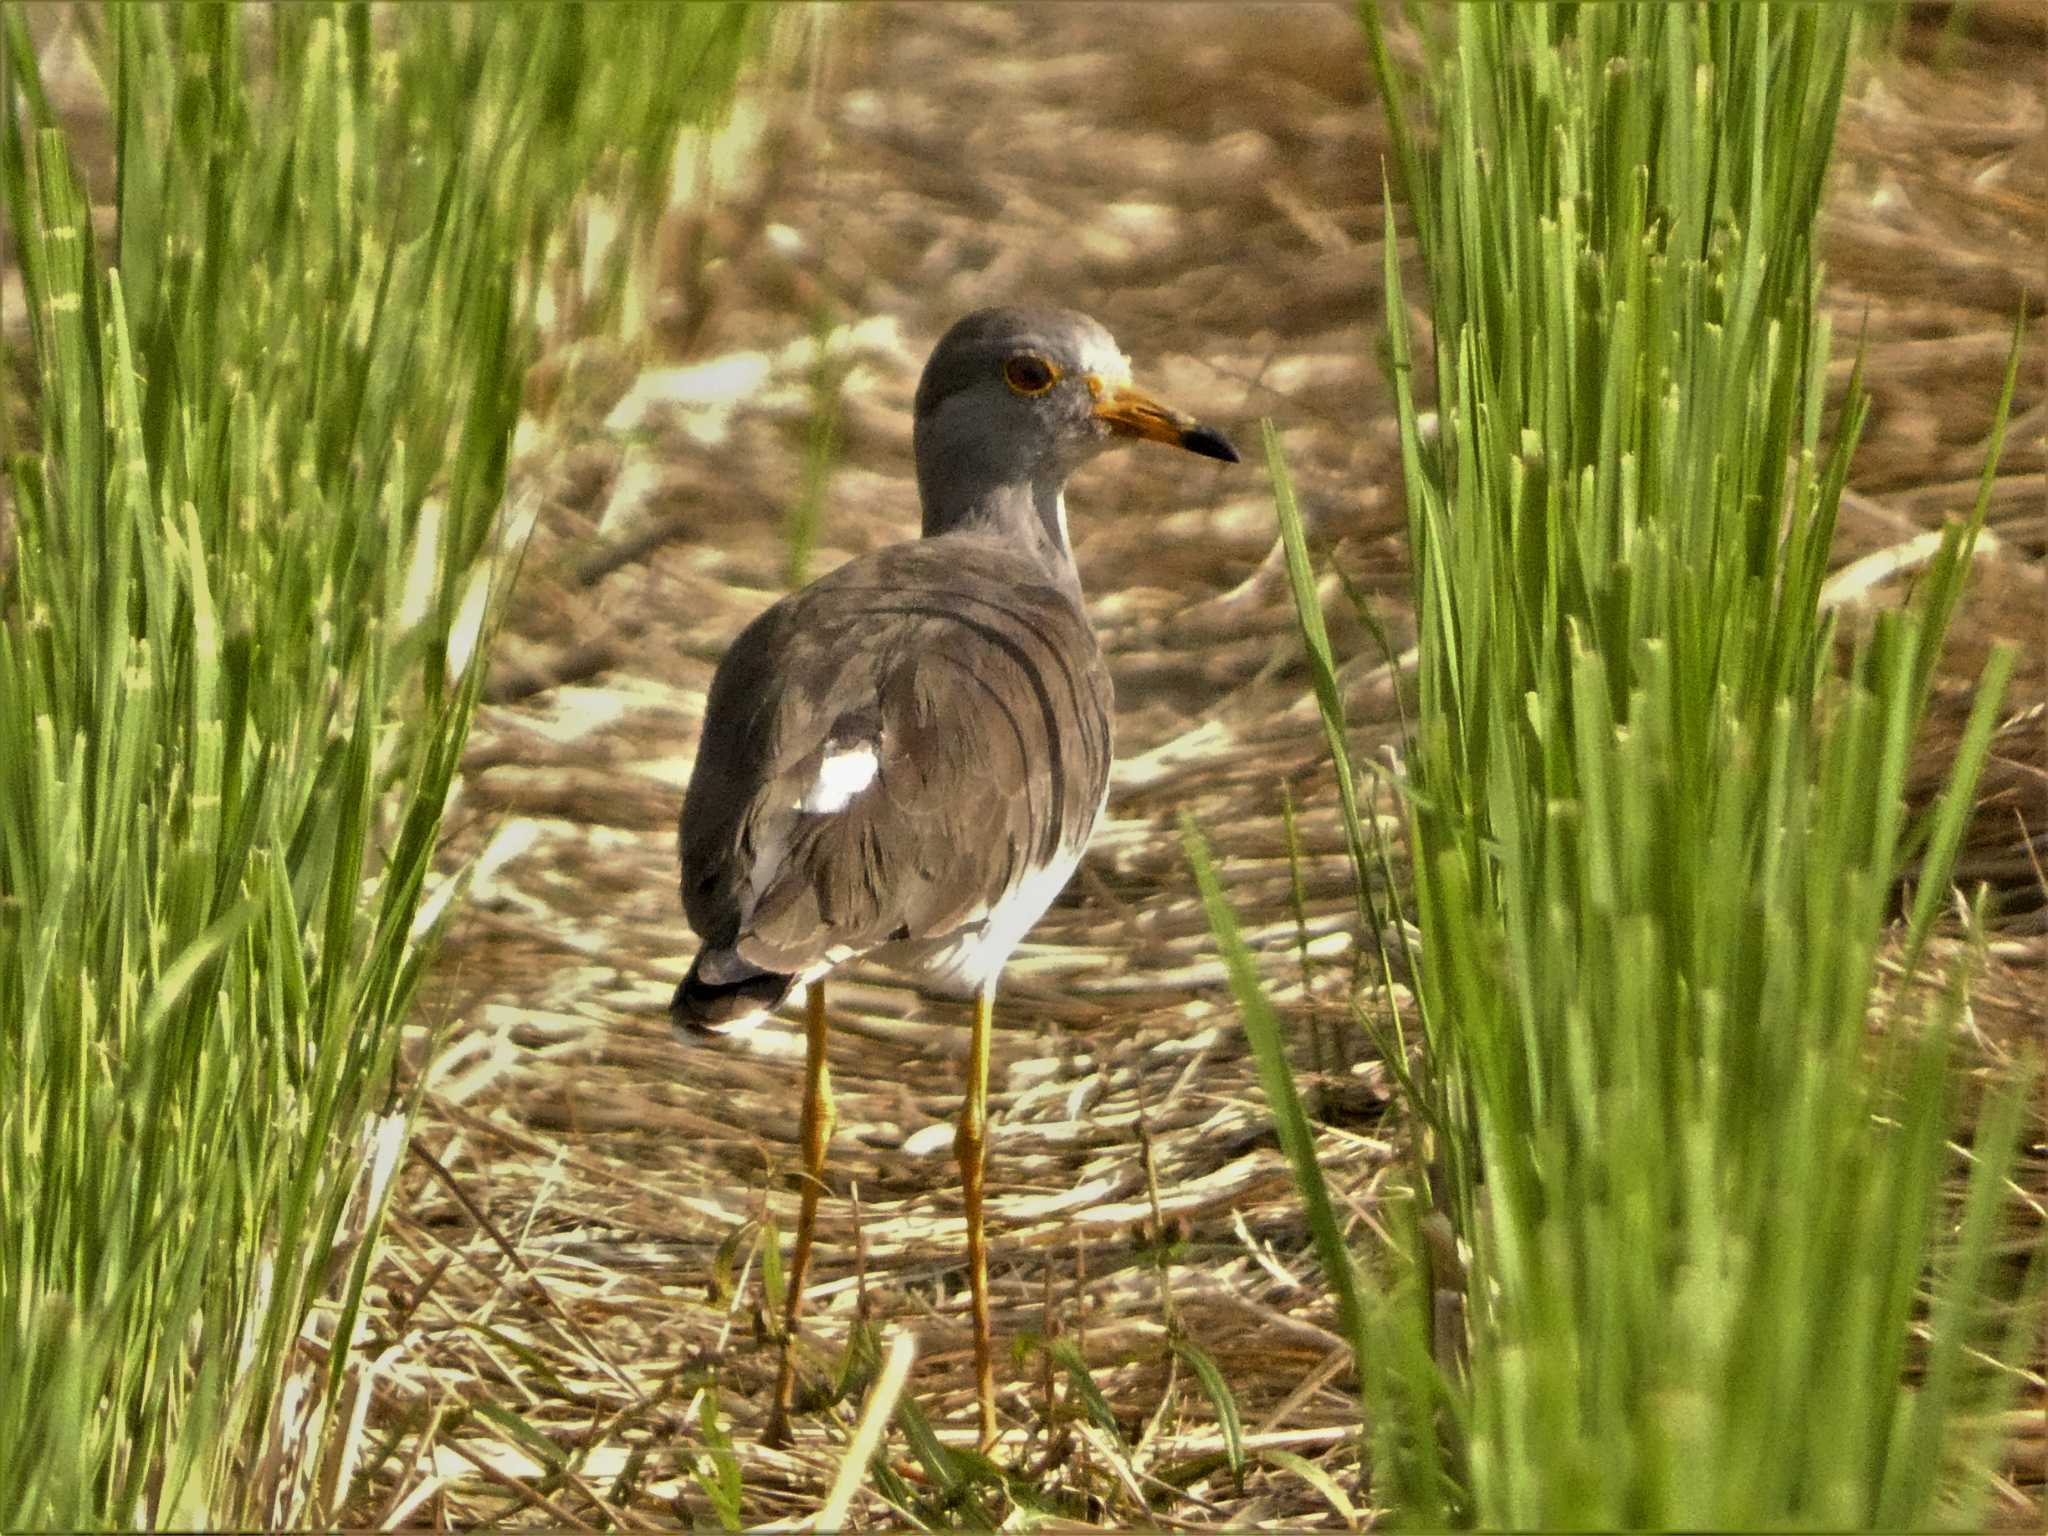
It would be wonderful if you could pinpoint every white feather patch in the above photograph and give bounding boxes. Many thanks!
[1080,339,1133,390]
[878,837,1092,996]
[798,744,879,814]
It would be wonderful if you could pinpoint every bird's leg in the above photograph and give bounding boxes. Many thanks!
[955,981,998,1450]
[767,980,835,1445]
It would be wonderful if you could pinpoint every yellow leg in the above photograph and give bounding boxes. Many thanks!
[955,982,998,1450]
[766,981,834,1445]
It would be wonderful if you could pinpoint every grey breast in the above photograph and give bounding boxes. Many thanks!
[678,535,1113,996]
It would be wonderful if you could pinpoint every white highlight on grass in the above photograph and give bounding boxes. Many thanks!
[601,315,909,447]
[1820,526,2005,611]
[579,203,620,307]
[798,743,879,813]
[816,1330,917,1531]
[444,562,494,685]
[901,1122,957,1158]
[604,351,773,441]
[498,482,542,554]
[470,819,543,908]
[398,495,443,632]
[517,685,628,747]
[361,1111,408,1223]
[596,448,665,537]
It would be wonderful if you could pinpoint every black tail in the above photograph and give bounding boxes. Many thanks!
[670,953,795,1037]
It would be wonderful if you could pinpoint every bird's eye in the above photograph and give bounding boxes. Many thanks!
[1002,354,1058,396]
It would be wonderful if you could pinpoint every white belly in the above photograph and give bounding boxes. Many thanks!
[874,838,1090,997]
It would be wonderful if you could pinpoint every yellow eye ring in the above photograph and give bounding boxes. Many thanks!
[1002,354,1059,396]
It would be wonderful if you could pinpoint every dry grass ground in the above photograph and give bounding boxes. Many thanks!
[347,4,2047,1527]
[17,3,2024,1528]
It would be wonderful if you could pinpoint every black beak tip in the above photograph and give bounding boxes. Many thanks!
[1180,424,1241,463]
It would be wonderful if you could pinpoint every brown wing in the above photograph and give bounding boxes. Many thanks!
[679,537,1113,979]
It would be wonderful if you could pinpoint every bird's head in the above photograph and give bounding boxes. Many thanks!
[912,307,1238,537]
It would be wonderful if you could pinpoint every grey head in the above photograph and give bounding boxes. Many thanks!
[911,306,1238,582]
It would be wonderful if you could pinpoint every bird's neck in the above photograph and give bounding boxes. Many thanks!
[919,474,1083,600]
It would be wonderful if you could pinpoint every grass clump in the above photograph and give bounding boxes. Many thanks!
[0,5,752,1527]
[1199,5,2036,1528]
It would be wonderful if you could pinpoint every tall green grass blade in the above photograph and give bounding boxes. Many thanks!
[1265,424,1387,952]
[0,6,758,1527]
[1262,1446,1365,1530]
[1173,1337,1246,1490]
[1182,819,1371,1397]
[784,307,846,590]
[689,1390,745,1532]
[1185,812,1456,1521]
[819,1327,915,1532]
[1876,1048,2039,1529]
[890,1393,1000,1526]
[1034,1337,1122,1440]
[1252,4,2046,1526]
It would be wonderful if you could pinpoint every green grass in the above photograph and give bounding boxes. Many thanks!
[1194,5,2038,1529]
[0,5,752,1527]
[784,305,849,590]
[7,5,2030,1528]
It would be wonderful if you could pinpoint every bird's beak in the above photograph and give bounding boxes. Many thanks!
[1088,376,1240,463]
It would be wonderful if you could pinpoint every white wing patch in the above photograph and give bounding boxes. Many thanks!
[798,743,879,814]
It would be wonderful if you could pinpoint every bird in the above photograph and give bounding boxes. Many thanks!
[671,306,1239,1447]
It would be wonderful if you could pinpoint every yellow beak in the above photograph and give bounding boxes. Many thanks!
[1088,377,1240,462]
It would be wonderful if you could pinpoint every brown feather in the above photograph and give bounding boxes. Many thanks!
[678,533,1114,990]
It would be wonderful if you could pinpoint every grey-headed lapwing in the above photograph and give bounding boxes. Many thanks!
[672,307,1238,1446]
